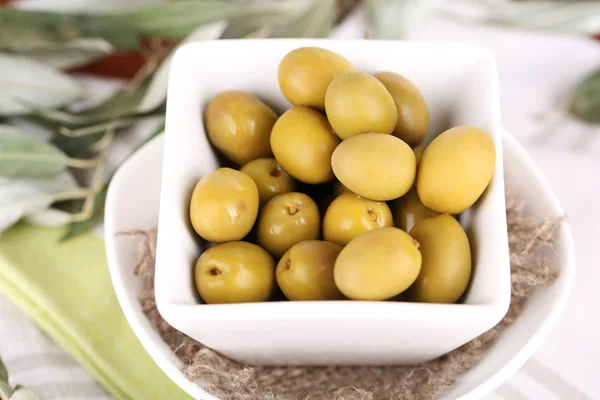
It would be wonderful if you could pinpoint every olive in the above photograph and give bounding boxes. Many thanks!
[417,126,496,214]
[189,168,258,242]
[257,192,320,258]
[334,227,422,300]
[204,91,277,166]
[276,240,344,301]
[323,193,393,245]
[240,157,296,206]
[390,187,439,233]
[194,241,275,304]
[270,106,340,184]
[408,214,471,304]
[278,47,355,110]
[331,133,416,201]
[333,180,354,196]
[374,72,430,146]
[325,72,397,140]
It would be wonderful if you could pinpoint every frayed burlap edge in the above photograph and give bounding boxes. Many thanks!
[121,189,564,400]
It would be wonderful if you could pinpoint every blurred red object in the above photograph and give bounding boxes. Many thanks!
[68,37,177,79]
[68,53,147,79]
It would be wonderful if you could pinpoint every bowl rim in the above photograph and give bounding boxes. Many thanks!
[105,129,574,400]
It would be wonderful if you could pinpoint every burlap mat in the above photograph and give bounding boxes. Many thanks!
[124,190,564,400]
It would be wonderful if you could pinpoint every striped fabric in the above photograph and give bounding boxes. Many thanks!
[0,295,110,400]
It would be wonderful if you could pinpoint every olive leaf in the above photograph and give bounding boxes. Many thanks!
[20,38,113,69]
[28,80,152,126]
[221,14,280,39]
[490,1,600,35]
[28,20,223,157]
[137,20,228,113]
[49,113,164,158]
[58,114,164,138]
[0,357,40,400]
[0,172,80,233]
[7,387,40,400]
[60,124,164,240]
[111,0,309,39]
[0,358,7,384]
[221,0,311,39]
[61,157,115,241]
[0,1,307,52]
[28,20,227,125]
[60,181,107,241]
[0,8,140,52]
[568,67,600,124]
[0,358,9,400]
[15,0,158,14]
[28,81,159,157]
[0,125,69,177]
[108,0,240,39]
[273,0,337,38]
[50,130,105,158]
[453,0,600,35]
[0,381,12,400]
[365,0,441,39]
[0,53,83,116]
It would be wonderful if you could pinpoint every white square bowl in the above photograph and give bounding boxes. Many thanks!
[155,39,510,366]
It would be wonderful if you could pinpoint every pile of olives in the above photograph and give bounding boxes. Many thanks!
[190,47,496,305]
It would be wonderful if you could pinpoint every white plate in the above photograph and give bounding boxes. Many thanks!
[105,131,574,400]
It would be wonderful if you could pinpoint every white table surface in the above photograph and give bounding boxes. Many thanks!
[1,3,600,400]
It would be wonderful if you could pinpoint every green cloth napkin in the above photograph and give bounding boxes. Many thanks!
[0,224,192,400]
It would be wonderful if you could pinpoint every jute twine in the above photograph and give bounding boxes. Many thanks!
[123,190,564,400]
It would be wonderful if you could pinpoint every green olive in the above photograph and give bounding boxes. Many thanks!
[194,241,275,304]
[323,193,392,245]
[276,240,344,301]
[334,227,421,300]
[390,187,439,233]
[240,157,296,206]
[189,168,258,242]
[333,180,354,196]
[408,214,471,304]
[257,192,320,258]
[325,72,397,140]
[204,90,277,166]
[331,133,416,201]
[417,126,496,214]
[278,47,355,110]
[374,72,430,146]
[271,106,340,184]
